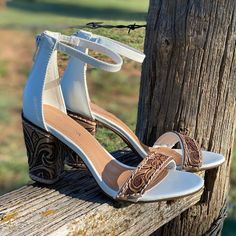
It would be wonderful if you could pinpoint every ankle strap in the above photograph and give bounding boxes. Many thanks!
[74,30,145,63]
[35,31,123,72]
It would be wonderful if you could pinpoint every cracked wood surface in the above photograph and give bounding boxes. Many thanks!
[137,0,236,235]
[0,150,203,236]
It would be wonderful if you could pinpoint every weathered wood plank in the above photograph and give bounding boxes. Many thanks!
[0,150,204,236]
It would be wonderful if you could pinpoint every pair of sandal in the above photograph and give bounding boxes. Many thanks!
[22,30,225,202]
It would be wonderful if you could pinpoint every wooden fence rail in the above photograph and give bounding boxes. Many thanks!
[0,150,204,236]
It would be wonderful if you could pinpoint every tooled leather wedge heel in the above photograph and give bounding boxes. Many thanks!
[22,117,66,184]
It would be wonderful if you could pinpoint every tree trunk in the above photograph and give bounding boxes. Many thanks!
[137,0,236,235]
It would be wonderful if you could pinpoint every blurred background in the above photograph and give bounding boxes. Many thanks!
[0,0,235,234]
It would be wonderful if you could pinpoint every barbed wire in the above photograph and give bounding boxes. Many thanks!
[2,22,147,33]
[74,22,147,33]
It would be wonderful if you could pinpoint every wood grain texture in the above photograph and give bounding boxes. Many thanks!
[0,150,203,236]
[137,0,236,235]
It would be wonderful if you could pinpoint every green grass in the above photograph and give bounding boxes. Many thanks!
[96,126,127,152]
[0,93,16,124]
[0,0,148,29]
[0,60,8,77]
[230,148,236,184]
[87,68,141,152]
[0,0,147,195]
[228,146,236,218]
[0,160,29,195]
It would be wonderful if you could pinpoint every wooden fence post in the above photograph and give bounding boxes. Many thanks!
[137,0,236,235]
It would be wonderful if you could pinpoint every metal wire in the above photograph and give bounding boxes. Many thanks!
[74,22,147,33]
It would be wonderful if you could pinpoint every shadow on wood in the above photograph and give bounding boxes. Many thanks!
[0,150,204,236]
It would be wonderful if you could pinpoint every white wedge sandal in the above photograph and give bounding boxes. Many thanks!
[61,30,225,172]
[22,31,204,202]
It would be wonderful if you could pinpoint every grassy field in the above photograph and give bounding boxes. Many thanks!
[0,0,235,234]
[0,0,147,28]
[0,0,148,195]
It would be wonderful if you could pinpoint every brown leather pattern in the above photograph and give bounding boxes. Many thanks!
[116,153,173,201]
[22,118,66,182]
[68,111,96,136]
[177,132,202,171]
[145,132,203,171]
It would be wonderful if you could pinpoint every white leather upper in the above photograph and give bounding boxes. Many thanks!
[23,32,62,130]
[23,31,123,130]
[61,31,94,119]
[84,30,145,63]
[61,30,145,119]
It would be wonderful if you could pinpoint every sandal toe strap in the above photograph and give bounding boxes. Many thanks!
[116,153,175,201]
[154,131,202,171]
